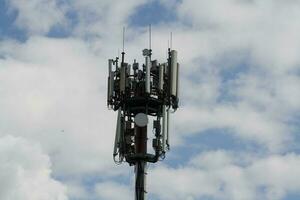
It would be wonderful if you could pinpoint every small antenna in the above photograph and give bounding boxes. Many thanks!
[167,40,169,59]
[121,27,125,64]
[170,32,173,50]
[149,24,152,50]
[122,27,125,53]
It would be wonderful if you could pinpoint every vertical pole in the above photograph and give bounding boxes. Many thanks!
[135,125,147,200]
[123,27,125,53]
[170,32,172,50]
[149,24,151,51]
[122,27,125,67]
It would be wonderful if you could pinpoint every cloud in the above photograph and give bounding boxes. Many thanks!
[6,0,66,35]
[173,103,291,151]
[0,135,67,200]
[0,36,136,198]
[68,0,149,40]
[176,0,300,71]
[95,181,132,200]
[151,0,300,152]
[0,36,127,178]
[148,150,300,200]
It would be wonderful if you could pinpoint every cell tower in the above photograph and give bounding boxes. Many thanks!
[107,27,179,200]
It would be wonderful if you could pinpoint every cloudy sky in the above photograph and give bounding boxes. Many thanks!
[1,0,300,199]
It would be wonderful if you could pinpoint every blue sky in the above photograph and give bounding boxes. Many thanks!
[0,1,25,41]
[129,0,177,26]
[1,0,300,200]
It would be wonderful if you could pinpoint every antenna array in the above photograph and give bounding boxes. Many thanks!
[107,27,179,200]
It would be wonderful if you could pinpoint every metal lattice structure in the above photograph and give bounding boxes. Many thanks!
[107,28,179,200]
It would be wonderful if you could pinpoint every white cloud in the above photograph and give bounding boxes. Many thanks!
[70,0,148,40]
[0,135,67,200]
[0,36,126,178]
[95,181,132,200]
[149,0,300,152]
[149,151,300,200]
[176,0,300,72]
[6,0,66,34]
[173,103,291,151]
[0,36,136,198]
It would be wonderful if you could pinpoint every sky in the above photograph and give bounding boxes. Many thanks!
[0,0,300,200]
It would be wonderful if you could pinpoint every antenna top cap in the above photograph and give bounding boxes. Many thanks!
[142,49,151,56]
[135,113,148,127]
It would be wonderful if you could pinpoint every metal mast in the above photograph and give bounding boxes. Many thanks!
[107,27,179,200]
